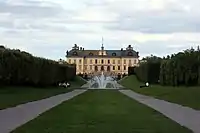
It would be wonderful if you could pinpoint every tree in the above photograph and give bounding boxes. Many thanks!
[135,55,162,83]
[0,47,76,87]
[159,48,200,86]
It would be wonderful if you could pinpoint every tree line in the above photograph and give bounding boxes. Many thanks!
[130,47,200,86]
[0,46,76,87]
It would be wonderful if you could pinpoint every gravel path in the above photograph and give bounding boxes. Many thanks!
[119,90,200,133]
[0,89,87,133]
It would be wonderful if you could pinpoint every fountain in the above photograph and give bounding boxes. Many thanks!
[88,71,119,89]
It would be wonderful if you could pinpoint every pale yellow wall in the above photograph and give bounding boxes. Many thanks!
[67,57,139,75]
[67,57,84,74]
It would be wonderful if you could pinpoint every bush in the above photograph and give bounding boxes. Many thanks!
[134,47,200,86]
[160,48,200,86]
[134,56,162,83]
[128,67,135,75]
[0,48,76,87]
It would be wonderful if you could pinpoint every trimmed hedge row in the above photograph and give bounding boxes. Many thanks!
[0,47,76,87]
[128,56,162,83]
[129,48,200,86]
[128,67,135,75]
[134,61,161,83]
[159,49,200,86]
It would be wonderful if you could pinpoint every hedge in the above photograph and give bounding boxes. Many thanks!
[128,67,135,75]
[159,49,200,86]
[133,47,200,86]
[134,56,162,84]
[0,47,76,87]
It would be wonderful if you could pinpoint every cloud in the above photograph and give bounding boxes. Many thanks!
[0,0,199,60]
[107,11,200,33]
[0,0,63,18]
[0,0,68,32]
[105,0,200,33]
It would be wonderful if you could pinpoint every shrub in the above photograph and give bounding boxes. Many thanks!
[0,48,76,87]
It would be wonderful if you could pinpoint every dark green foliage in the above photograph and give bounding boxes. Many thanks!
[77,73,83,77]
[134,56,162,83]
[134,63,148,82]
[134,47,200,86]
[160,48,200,86]
[0,47,76,87]
[0,45,5,49]
[128,67,135,75]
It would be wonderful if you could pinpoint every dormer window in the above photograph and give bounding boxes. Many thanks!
[112,53,116,56]
[73,51,78,55]
[89,52,93,56]
[128,52,133,56]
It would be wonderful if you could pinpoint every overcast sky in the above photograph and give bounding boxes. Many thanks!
[0,0,199,60]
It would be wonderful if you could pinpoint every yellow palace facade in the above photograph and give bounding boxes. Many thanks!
[66,44,139,76]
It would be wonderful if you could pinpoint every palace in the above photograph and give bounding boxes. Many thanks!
[66,43,139,76]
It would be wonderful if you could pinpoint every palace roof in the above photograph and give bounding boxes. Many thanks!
[66,44,139,58]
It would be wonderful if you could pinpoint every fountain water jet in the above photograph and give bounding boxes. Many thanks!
[89,71,118,89]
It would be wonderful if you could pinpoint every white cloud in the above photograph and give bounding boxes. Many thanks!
[0,0,199,60]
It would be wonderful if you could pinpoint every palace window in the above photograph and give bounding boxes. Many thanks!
[118,60,121,64]
[113,66,115,70]
[129,60,132,66]
[124,59,126,64]
[95,59,98,64]
[134,59,137,64]
[112,53,116,56]
[124,66,126,70]
[79,65,82,70]
[73,51,78,55]
[113,60,115,64]
[107,66,110,71]
[95,66,98,71]
[79,59,82,64]
[118,66,121,70]
[129,60,131,64]
[89,52,93,56]
[101,59,104,64]
[74,59,76,64]
[84,65,87,70]
[108,60,110,64]
[127,52,133,56]
[90,59,93,64]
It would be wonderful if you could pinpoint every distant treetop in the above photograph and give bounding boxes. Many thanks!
[0,45,5,49]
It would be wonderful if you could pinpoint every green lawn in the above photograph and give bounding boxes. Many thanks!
[119,75,200,110]
[0,76,86,110]
[13,90,191,133]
